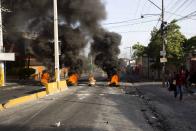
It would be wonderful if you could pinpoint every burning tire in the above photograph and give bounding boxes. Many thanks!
[109,74,120,87]
[67,73,79,86]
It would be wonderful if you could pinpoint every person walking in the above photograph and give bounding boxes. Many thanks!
[174,69,186,101]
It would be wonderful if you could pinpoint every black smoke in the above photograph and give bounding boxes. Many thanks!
[3,0,121,77]
[3,0,105,73]
[91,29,121,78]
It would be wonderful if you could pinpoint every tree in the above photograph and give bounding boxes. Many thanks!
[184,36,196,54]
[165,20,186,63]
[132,42,146,59]
[147,27,162,72]
[148,21,186,68]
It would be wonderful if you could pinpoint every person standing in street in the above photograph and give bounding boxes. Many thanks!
[174,68,186,101]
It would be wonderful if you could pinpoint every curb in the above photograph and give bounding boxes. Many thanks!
[58,81,68,91]
[4,94,37,109]
[0,80,68,110]
[36,91,47,99]
[46,82,60,94]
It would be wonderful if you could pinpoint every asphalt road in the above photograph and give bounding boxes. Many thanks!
[0,82,154,131]
[0,82,196,131]
[134,82,196,131]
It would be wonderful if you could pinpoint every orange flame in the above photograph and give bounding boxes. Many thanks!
[41,72,50,86]
[109,74,119,86]
[68,73,79,85]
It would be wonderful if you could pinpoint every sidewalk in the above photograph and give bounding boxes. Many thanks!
[0,82,44,104]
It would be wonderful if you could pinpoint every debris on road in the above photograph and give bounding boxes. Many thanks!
[52,121,61,127]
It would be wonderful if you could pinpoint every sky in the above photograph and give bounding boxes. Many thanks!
[101,0,196,58]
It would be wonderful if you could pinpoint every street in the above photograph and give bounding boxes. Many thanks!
[0,1,195,131]
[0,82,196,131]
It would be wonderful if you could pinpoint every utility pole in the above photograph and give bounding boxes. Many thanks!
[53,0,60,81]
[0,1,14,87]
[145,0,167,86]
[0,0,5,86]
[161,0,166,87]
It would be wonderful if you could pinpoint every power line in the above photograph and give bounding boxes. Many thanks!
[173,0,190,13]
[176,10,196,21]
[176,0,194,14]
[146,0,161,10]
[119,30,149,34]
[165,0,178,10]
[167,0,183,13]
[165,10,196,20]
[103,18,143,25]
[105,19,158,29]
[167,0,190,20]
[141,0,148,15]
[134,0,142,17]
[153,10,196,35]
[165,0,183,20]
[103,15,155,25]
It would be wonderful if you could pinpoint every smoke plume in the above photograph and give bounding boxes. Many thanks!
[3,0,121,77]
[91,29,121,78]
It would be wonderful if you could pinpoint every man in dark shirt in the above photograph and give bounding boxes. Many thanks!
[174,69,186,101]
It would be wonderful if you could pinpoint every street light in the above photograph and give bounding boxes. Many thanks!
[141,14,160,18]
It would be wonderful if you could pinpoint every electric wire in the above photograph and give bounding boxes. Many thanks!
[165,11,196,20]
[103,18,144,25]
[105,19,159,29]
[176,10,196,21]
[103,15,155,25]
[177,0,194,14]
[165,0,184,20]
[146,0,161,10]
[166,0,178,10]
[172,0,190,14]
[119,30,149,34]
[167,0,183,13]
[167,0,190,21]
[134,0,142,17]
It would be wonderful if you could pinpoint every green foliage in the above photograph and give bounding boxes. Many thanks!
[147,21,186,68]
[165,21,186,60]
[147,28,162,70]
[132,42,146,59]
[148,28,161,59]
[184,36,196,53]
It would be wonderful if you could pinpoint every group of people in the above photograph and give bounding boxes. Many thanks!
[167,67,188,101]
